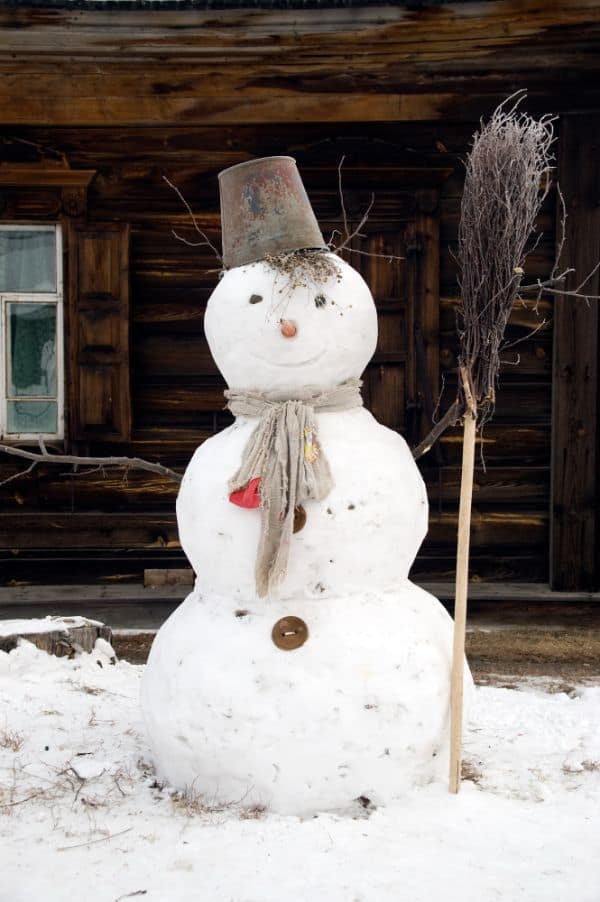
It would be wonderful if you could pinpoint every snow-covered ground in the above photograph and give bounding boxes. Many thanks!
[1,639,599,902]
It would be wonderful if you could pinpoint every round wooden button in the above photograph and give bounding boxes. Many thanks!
[293,504,306,533]
[271,616,308,651]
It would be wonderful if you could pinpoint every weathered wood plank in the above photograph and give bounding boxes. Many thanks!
[425,466,550,506]
[144,568,194,588]
[0,550,187,588]
[428,510,548,549]
[0,513,180,550]
[1,3,600,125]
[411,552,548,582]
[437,424,550,466]
[0,460,549,512]
[551,115,600,590]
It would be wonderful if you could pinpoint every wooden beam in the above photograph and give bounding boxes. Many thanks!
[551,115,600,590]
[0,2,599,125]
[0,165,96,188]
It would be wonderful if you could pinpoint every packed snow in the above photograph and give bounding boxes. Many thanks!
[0,615,104,637]
[145,249,468,810]
[1,638,599,902]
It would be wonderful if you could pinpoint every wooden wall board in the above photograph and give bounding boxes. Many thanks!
[1,3,600,125]
[551,116,600,591]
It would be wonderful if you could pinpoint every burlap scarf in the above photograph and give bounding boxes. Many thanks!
[225,378,363,597]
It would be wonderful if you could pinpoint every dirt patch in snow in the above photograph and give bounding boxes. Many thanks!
[113,629,600,686]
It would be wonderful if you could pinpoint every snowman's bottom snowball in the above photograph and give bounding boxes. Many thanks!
[141,583,473,815]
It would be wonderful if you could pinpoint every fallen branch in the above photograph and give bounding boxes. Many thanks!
[0,443,182,487]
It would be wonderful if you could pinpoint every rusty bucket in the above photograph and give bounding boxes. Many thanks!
[218,156,326,269]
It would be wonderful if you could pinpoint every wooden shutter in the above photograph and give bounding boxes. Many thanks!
[342,214,439,446]
[68,222,131,442]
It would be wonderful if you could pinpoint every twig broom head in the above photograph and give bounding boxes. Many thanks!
[457,92,555,417]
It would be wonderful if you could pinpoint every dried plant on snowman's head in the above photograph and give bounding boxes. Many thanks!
[263,248,342,294]
[457,93,555,417]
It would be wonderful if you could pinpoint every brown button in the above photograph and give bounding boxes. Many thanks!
[293,504,306,533]
[271,616,308,651]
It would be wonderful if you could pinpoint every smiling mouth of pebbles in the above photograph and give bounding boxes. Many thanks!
[263,249,341,292]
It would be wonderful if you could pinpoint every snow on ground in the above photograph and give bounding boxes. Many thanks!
[1,640,599,902]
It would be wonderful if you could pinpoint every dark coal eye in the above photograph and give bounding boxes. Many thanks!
[315,294,327,309]
[249,294,263,304]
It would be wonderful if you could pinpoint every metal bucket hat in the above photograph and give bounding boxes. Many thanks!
[218,156,327,269]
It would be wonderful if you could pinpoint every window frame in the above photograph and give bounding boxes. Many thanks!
[0,223,64,442]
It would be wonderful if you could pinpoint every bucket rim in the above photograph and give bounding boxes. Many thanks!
[218,155,297,180]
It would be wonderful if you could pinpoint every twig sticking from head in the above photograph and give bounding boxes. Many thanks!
[331,157,404,263]
[163,175,223,265]
[337,155,351,242]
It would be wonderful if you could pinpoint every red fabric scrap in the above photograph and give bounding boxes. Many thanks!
[229,476,262,509]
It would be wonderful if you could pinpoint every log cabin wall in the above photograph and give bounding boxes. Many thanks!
[0,122,555,585]
[0,1,598,588]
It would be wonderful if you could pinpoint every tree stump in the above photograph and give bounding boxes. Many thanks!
[0,616,112,657]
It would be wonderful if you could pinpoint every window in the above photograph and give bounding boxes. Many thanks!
[0,225,63,440]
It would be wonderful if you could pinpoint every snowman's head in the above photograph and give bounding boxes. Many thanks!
[204,252,378,396]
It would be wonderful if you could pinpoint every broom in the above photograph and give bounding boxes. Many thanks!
[448,94,554,793]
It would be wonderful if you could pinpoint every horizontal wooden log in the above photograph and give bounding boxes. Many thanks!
[134,382,227,416]
[0,513,180,550]
[144,568,194,588]
[428,509,548,549]
[0,459,550,512]
[1,3,600,126]
[437,424,550,466]
[0,505,546,553]
[0,469,180,512]
[132,299,209,326]
[431,379,552,425]
[440,247,557,288]
[0,550,186,588]
[411,553,548,583]
[425,466,550,507]
[440,295,554,330]
[1,554,548,588]
[134,333,218,377]
[440,338,552,377]
[6,123,475,164]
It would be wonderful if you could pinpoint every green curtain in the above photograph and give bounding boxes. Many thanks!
[9,304,56,397]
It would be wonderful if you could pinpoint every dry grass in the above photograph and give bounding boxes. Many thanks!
[562,759,600,775]
[264,249,341,292]
[239,804,267,820]
[466,628,600,666]
[170,783,267,821]
[0,730,25,752]
[461,760,484,785]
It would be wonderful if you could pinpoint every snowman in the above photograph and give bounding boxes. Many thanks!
[141,157,472,815]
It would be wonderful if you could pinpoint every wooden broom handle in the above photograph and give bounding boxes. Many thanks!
[449,368,477,794]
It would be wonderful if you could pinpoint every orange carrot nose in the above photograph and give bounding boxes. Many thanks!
[280,319,297,338]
